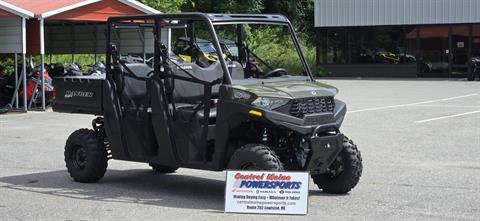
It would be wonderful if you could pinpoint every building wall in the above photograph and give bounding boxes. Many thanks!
[26,19,40,54]
[0,16,22,54]
[46,24,103,54]
[315,0,480,27]
[0,8,15,17]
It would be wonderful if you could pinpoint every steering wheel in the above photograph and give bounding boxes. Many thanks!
[261,68,288,78]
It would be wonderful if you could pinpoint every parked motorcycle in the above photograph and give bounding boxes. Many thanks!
[87,61,106,77]
[0,64,54,109]
[467,56,480,81]
[65,63,83,76]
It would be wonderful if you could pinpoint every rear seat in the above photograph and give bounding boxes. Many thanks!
[124,63,153,78]
[120,63,152,109]
[170,62,223,123]
[120,61,230,124]
[171,62,223,103]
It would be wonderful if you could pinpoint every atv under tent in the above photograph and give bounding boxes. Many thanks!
[0,0,161,111]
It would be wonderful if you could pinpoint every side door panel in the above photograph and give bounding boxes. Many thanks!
[150,75,179,167]
[102,78,129,160]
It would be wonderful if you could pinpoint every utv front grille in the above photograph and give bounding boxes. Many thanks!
[289,97,334,118]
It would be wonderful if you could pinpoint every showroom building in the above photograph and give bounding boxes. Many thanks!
[314,0,480,77]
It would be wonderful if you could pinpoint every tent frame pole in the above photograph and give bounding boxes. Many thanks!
[22,18,27,112]
[14,53,19,108]
[40,18,45,110]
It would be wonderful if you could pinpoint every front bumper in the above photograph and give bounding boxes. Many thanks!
[260,101,347,174]
[218,98,347,173]
[306,133,344,174]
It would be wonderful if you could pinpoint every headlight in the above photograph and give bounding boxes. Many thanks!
[252,97,289,110]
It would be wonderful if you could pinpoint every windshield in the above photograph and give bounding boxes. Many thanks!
[214,23,309,80]
[215,24,307,80]
[169,20,310,81]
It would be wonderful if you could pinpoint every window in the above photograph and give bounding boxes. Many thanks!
[319,26,416,65]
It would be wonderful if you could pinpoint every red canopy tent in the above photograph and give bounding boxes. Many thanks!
[0,0,159,111]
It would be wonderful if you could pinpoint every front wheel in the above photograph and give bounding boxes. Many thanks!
[311,137,362,194]
[228,144,284,171]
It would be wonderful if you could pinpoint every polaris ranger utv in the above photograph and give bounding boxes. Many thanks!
[53,13,362,194]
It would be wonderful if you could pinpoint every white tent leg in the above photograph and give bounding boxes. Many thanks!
[142,29,146,63]
[21,18,27,112]
[40,53,45,110]
[22,53,27,111]
[40,18,45,110]
[14,53,18,108]
[94,24,98,63]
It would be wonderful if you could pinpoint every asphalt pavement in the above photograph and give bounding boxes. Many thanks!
[0,78,479,221]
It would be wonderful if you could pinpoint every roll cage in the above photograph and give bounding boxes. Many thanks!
[106,13,314,84]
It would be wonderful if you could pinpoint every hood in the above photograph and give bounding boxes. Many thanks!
[232,80,338,99]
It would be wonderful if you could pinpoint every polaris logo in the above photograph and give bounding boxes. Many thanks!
[311,91,317,95]
[64,90,94,98]
[178,66,193,70]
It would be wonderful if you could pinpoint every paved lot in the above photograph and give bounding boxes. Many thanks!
[0,79,479,221]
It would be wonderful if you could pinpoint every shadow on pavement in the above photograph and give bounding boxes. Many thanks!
[0,169,225,211]
[308,190,350,197]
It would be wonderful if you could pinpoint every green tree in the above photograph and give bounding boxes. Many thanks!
[262,0,316,43]
[142,0,314,44]
[182,0,263,13]
[138,0,324,76]
[139,0,193,13]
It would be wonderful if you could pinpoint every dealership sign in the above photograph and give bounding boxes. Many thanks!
[224,171,309,215]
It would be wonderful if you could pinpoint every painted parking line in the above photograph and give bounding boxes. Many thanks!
[412,105,480,108]
[347,93,478,114]
[415,110,480,124]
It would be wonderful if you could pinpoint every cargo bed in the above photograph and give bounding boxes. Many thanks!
[52,76,105,115]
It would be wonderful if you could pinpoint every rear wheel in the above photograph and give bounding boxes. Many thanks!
[311,137,362,194]
[64,129,108,183]
[228,144,283,171]
[149,164,178,173]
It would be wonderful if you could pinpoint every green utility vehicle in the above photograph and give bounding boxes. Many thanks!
[53,13,362,194]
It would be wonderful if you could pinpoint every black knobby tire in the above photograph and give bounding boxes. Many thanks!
[228,144,284,171]
[149,164,178,173]
[467,75,475,81]
[311,137,362,194]
[64,129,108,183]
